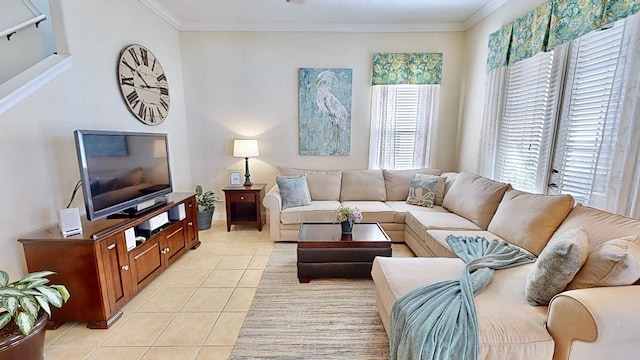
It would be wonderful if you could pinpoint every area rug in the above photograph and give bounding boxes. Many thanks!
[230,243,391,359]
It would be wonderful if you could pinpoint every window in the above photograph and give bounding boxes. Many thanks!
[368,85,439,170]
[550,23,625,205]
[494,51,562,193]
[489,16,636,211]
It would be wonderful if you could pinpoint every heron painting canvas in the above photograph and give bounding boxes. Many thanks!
[299,68,352,156]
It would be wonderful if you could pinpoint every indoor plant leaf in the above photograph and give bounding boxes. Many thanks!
[19,296,40,319]
[51,285,71,303]
[0,270,8,287]
[19,270,55,283]
[25,278,49,289]
[3,295,18,316]
[0,312,11,330]
[15,311,35,336]
[0,288,24,297]
[35,295,52,317]
[35,286,63,308]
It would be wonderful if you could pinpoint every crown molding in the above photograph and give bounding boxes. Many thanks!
[180,22,466,33]
[140,0,181,30]
[464,0,510,30]
[141,0,508,33]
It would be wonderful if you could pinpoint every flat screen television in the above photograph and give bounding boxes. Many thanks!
[74,129,173,221]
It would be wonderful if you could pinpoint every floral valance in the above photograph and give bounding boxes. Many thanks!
[487,0,640,72]
[372,53,442,85]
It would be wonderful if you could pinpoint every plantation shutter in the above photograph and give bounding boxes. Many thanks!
[393,86,420,169]
[494,50,563,193]
[549,22,625,204]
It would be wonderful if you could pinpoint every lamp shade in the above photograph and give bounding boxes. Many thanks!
[233,139,259,158]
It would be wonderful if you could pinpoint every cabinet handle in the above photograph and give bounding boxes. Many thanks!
[188,203,193,208]
[121,265,129,271]
[107,244,116,250]
[188,222,193,226]
[240,196,245,200]
[165,247,170,254]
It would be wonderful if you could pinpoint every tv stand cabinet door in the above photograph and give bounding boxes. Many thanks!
[99,234,133,315]
[128,237,163,292]
[186,197,200,249]
[163,222,187,266]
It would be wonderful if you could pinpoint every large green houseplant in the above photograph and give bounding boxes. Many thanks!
[0,270,70,360]
[195,185,218,230]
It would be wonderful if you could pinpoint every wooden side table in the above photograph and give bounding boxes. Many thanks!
[223,184,266,232]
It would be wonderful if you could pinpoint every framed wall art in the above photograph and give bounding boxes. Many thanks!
[298,68,352,156]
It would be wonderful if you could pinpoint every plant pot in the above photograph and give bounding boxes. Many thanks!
[197,208,214,230]
[340,221,353,234]
[0,312,48,360]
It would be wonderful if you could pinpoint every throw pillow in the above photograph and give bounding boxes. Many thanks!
[567,235,640,289]
[414,174,446,205]
[525,226,590,306]
[406,178,437,208]
[276,175,312,210]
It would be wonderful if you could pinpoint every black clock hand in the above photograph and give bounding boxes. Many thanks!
[135,70,151,88]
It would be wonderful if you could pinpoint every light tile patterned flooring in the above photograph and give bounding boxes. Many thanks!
[43,221,274,360]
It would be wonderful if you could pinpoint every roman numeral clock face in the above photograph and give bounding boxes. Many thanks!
[118,45,169,125]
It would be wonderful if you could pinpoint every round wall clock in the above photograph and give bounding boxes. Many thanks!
[117,44,169,125]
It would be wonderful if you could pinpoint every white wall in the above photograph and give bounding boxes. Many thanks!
[0,0,192,278]
[180,31,465,207]
[456,0,546,172]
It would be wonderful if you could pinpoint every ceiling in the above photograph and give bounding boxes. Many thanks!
[141,0,509,32]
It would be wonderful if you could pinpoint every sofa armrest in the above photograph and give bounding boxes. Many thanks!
[263,185,282,241]
[547,285,640,360]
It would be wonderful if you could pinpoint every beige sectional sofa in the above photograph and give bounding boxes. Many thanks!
[264,167,640,359]
[263,166,449,242]
[372,172,640,360]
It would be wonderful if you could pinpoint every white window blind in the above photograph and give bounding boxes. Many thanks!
[369,85,439,170]
[494,51,561,193]
[550,23,625,204]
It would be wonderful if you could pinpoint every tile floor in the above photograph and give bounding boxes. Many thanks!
[42,220,414,359]
[43,221,274,360]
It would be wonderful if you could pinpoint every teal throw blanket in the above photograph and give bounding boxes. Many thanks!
[390,236,536,360]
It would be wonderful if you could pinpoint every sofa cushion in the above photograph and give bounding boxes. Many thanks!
[372,257,554,358]
[276,175,312,210]
[488,190,574,255]
[441,172,458,197]
[525,227,590,306]
[340,170,386,201]
[405,211,482,234]
[426,230,511,255]
[414,174,446,205]
[551,204,640,248]
[340,201,395,223]
[383,168,442,201]
[386,202,449,223]
[406,178,438,207]
[567,235,640,289]
[442,171,510,229]
[280,201,341,224]
[277,166,342,201]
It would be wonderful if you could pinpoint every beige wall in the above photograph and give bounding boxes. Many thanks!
[0,0,192,278]
[456,0,546,172]
[180,31,465,207]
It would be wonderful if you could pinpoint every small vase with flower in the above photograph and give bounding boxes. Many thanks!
[336,205,362,234]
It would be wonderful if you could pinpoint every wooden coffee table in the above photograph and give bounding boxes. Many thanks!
[297,222,392,283]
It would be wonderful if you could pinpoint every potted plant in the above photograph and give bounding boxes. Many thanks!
[336,205,363,234]
[0,270,70,360]
[195,185,219,230]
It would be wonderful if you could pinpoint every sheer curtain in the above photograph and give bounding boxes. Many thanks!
[368,85,439,170]
[601,13,640,217]
[477,67,506,178]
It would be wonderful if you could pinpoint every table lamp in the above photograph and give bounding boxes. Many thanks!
[233,139,259,186]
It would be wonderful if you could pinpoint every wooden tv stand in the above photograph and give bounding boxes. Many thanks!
[18,192,200,329]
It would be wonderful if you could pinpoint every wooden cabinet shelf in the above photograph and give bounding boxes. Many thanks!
[18,193,199,329]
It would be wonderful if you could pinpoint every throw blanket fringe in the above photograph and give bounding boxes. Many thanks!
[390,236,536,360]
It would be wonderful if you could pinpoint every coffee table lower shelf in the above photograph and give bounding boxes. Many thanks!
[296,222,392,283]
